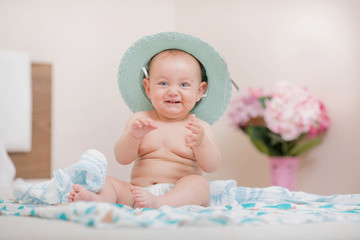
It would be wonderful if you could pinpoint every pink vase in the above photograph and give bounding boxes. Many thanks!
[268,156,298,191]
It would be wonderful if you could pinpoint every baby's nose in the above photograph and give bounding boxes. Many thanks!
[167,86,179,95]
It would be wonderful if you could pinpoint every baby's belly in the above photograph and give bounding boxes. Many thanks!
[130,158,202,187]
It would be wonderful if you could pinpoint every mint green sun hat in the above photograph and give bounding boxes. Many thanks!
[117,32,233,125]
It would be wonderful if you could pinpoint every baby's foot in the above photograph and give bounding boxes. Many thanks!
[68,184,101,202]
[130,186,159,209]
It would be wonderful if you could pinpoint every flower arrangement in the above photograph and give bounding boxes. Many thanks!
[228,82,330,156]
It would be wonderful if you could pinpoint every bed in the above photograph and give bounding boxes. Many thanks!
[1,51,360,240]
[1,179,360,240]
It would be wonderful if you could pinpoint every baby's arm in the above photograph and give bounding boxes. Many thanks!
[114,113,157,165]
[185,115,221,172]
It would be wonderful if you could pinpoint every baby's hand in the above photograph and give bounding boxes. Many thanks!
[185,114,205,148]
[131,117,158,139]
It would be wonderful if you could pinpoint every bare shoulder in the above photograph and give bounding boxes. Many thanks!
[196,116,213,132]
[129,110,156,120]
[195,116,209,126]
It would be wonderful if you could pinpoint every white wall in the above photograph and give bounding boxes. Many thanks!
[175,0,360,195]
[0,0,176,182]
[1,0,359,195]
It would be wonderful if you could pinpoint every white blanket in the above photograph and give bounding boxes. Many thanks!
[2,183,360,228]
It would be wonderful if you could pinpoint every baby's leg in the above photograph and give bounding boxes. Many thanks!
[68,176,135,206]
[131,175,210,208]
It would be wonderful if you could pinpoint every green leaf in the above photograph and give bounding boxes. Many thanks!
[268,132,284,145]
[288,137,323,156]
[246,127,270,155]
[251,138,271,155]
[245,126,281,156]
[258,96,271,109]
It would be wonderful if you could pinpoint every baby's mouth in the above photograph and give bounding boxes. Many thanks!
[165,100,181,104]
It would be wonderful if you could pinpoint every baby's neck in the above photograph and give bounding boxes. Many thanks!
[150,110,192,123]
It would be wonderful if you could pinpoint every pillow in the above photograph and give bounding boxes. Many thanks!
[0,136,16,190]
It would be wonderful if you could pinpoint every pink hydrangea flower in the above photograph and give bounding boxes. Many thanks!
[227,81,330,156]
[264,82,325,141]
[228,81,330,141]
[308,100,330,137]
[228,88,266,127]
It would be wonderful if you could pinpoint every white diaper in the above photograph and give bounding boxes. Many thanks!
[143,183,174,196]
[142,181,237,206]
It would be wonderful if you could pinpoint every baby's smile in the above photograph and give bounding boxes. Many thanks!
[165,100,181,104]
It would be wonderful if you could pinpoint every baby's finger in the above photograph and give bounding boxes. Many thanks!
[190,114,196,122]
[185,132,194,143]
[185,124,200,134]
[185,141,194,148]
[133,119,143,128]
[147,120,158,129]
[186,132,193,138]
[139,118,150,126]
[187,117,200,126]
[139,118,157,129]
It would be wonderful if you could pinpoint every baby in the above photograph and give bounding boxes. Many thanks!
[68,49,222,208]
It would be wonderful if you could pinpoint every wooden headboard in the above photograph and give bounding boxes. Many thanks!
[9,64,52,178]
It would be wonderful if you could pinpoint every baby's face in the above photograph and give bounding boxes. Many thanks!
[143,50,207,121]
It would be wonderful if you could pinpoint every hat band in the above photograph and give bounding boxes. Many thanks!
[142,67,149,78]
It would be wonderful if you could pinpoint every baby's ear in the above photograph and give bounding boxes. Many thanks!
[143,78,151,99]
[196,82,207,102]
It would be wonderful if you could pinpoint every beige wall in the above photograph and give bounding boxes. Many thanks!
[1,0,359,195]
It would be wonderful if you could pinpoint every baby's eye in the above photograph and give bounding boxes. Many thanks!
[159,82,168,86]
[180,82,189,87]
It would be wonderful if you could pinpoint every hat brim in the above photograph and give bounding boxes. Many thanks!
[118,32,232,125]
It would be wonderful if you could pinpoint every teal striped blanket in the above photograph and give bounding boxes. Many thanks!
[1,181,360,228]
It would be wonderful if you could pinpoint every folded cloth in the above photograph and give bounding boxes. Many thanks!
[209,179,237,205]
[13,149,107,205]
